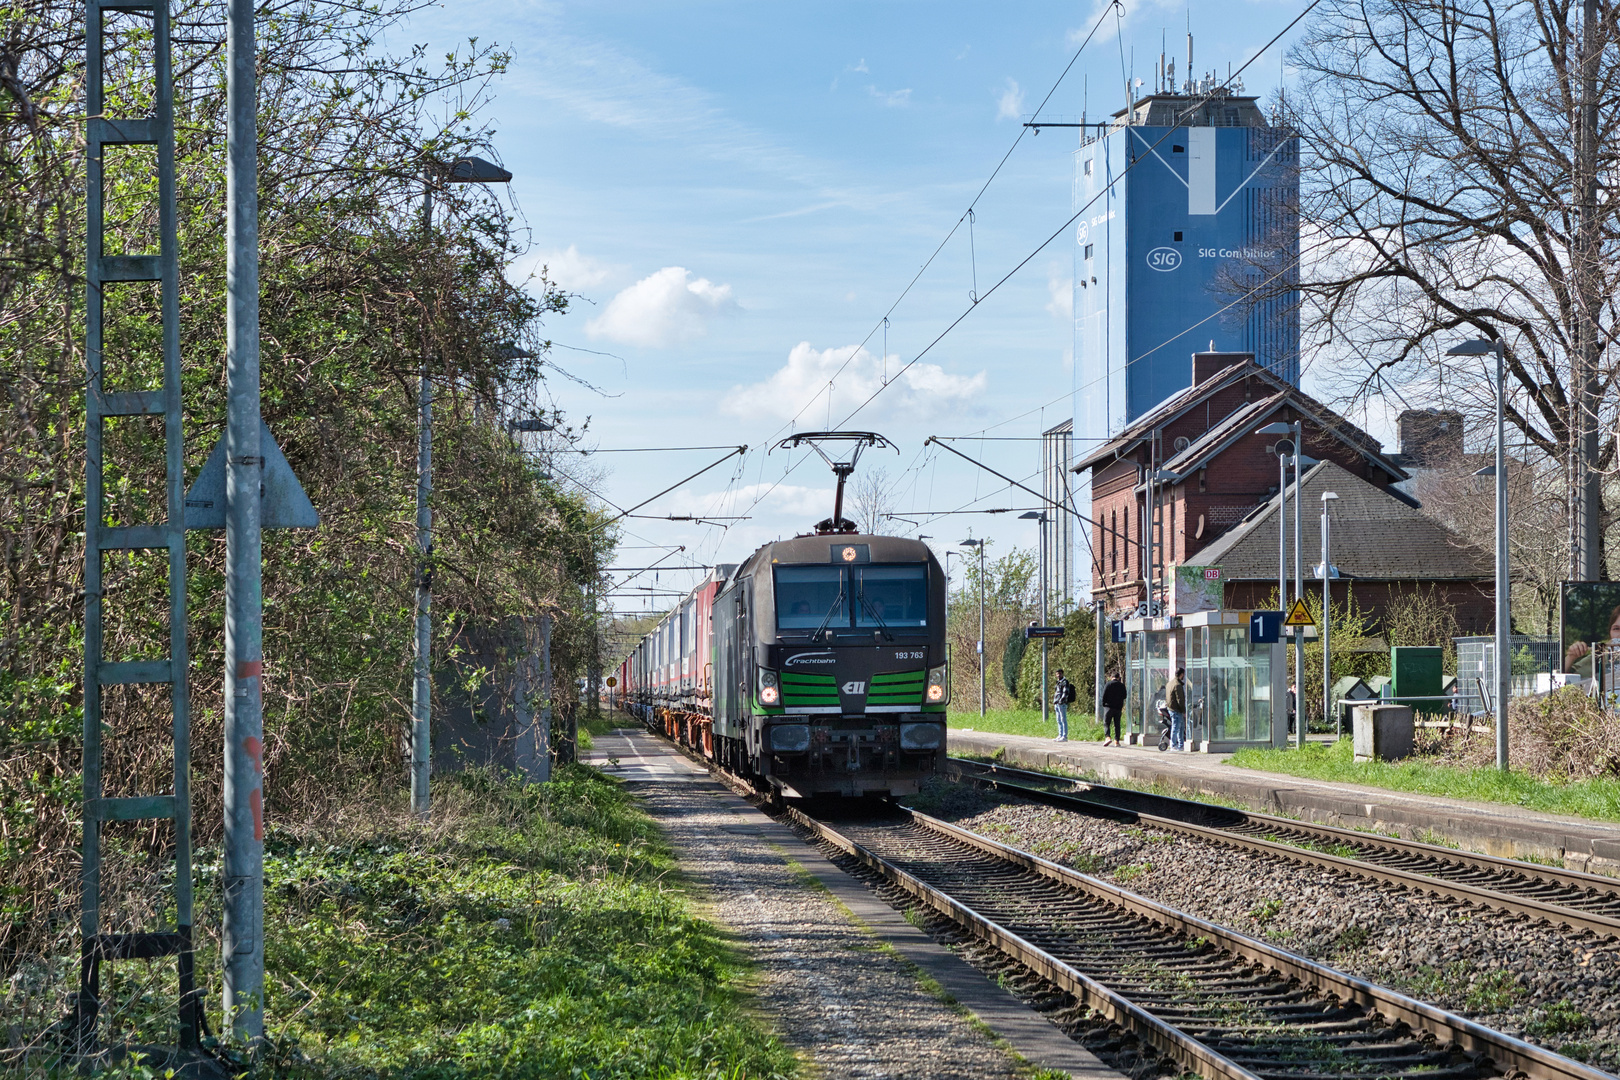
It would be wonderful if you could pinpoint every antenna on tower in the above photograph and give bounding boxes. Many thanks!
[1186,9,1194,93]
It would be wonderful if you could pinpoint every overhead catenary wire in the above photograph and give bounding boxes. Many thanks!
[760,0,1121,445]
[600,3,1319,583]
[830,0,1323,433]
[731,1,1318,535]
[924,435,1145,552]
[551,445,749,454]
[589,446,747,532]
[925,244,1309,447]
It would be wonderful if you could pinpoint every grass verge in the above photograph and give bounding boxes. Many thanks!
[950,708,1103,742]
[1229,737,1620,822]
[252,765,796,1078]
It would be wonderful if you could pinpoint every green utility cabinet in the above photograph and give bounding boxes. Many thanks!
[1390,646,1444,717]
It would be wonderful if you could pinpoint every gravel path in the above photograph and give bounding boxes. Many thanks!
[915,780,1620,1073]
[635,780,1022,1080]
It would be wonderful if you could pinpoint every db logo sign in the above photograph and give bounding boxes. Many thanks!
[841,681,867,696]
[1146,246,1182,272]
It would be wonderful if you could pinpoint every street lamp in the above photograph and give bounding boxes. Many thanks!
[1257,421,1314,748]
[414,153,514,820]
[1020,511,1051,720]
[1319,491,1339,734]
[960,538,987,716]
[1448,336,1510,770]
[1256,423,1294,613]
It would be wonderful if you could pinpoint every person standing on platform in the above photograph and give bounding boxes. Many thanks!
[1101,670,1126,746]
[1165,667,1188,751]
[1052,669,1073,742]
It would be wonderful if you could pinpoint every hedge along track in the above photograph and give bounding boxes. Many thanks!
[947,758,1620,941]
[787,803,1614,1080]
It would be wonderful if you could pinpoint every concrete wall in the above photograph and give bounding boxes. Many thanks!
[434,617,551,782]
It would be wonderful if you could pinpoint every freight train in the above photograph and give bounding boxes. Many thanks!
[615,533,950,798]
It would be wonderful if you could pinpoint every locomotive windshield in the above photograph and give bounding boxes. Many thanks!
[774,564,927,633]
[852,566,928,628]
[774,566,847,630]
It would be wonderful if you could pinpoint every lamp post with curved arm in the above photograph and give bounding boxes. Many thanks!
[414,154,514,820]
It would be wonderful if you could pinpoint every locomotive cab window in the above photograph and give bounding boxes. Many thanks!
[774,565,847,630]
[852,565,927,628]
[775,564,928,633]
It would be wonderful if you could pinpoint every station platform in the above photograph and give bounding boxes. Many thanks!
[949,729,1620,876]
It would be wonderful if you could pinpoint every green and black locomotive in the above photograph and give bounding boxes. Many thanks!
[710,533,949,797]
[617,432,949,798]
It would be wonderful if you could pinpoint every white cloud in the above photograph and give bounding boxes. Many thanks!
[853,58,870,74]
[535,244,615,291]
[721,342,986,422]
[867,85,913,107]
[586,267,739,348]
[996,77,1025,120]
[1046,269,1073,320]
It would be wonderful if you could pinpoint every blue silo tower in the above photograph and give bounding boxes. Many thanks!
[1072,86,1299,440]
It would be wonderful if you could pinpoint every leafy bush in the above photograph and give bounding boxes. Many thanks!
[1014,608,1098,713]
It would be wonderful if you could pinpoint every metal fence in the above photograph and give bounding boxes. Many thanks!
[1453,635,1562,715]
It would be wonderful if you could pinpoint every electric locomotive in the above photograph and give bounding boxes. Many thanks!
[614,431,949,798]
[709,533,948,797]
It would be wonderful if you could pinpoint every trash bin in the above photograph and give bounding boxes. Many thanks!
[1353,704,1414,762]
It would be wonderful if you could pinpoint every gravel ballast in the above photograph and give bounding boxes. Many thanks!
[632,778,1024,1080]
[913,780,1620,1073]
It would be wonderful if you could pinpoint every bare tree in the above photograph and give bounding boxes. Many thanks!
[849,466,903,535]
[1285,0,1620,579]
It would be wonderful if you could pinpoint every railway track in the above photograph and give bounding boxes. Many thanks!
[788,800,1613,1080]
[948,758,1620,941]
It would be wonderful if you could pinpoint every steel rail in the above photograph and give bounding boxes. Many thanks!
[907,809,1615,1080]
[783,803,1268,1080]
[640,728,1608,1080]
[954,758,1620,893]
[948,758,1620,940]
[794,801,1612,1080]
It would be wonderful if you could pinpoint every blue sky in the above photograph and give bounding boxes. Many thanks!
[397,0,1312,614]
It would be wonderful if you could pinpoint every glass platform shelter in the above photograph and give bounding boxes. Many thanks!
[1120,610,1287,751]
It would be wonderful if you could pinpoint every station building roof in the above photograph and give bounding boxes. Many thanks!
[1193,460,1491,583]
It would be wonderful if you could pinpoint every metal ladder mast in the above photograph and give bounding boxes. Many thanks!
[78,0,200,1050]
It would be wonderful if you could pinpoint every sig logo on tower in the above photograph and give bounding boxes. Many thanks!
[1146,246,1182,272]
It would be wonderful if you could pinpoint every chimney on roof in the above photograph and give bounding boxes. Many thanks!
[1191,350,1253,386]
[1398,408,1464,466]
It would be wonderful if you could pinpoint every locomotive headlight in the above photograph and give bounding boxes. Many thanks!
[758,667,780,705]
[925,664,948,704]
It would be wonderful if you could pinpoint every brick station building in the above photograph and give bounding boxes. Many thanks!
[1077,353,1492,631]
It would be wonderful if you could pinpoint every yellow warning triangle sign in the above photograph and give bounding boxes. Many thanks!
[1284,598,1315,627]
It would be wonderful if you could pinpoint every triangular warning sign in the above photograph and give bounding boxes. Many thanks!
[1284,598,1315,627]
[184,419,319,530]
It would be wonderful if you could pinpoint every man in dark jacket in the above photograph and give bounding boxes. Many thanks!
[1100,670,1126,745]
[1165,667,1188,751]
[1052,669,1073,741]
